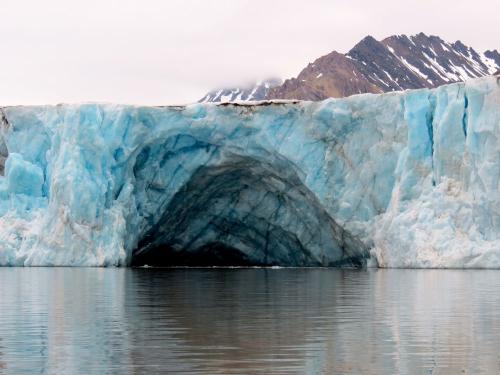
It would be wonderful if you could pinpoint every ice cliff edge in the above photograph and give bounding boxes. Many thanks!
[0,76,498,267]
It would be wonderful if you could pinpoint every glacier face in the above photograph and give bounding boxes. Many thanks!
[0,76,498,267]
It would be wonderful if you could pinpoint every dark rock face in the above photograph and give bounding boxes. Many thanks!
[346,35,422,92]
[0,140,6,176]
[0,111,8,176]
[485,50,500,67]
[133,156,367,267]
[381,34,496,86]
[266,33,500,100]
[266,51,382,101]
[0,155,6,176]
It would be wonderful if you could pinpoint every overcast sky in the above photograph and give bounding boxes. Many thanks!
[1,0,498,105]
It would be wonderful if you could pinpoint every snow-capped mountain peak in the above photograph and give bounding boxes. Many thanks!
[199,78,282,103]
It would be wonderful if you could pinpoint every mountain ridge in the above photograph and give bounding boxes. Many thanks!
[268,33,499,100]
[200,33,499,102]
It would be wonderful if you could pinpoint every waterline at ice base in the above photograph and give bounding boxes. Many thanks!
[0,76,498,267]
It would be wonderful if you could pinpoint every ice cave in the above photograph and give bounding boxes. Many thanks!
[0,76,498,267]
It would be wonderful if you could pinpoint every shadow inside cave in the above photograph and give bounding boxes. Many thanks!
[132,154,368,268]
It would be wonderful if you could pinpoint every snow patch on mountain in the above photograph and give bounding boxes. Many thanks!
[199,78,282,103]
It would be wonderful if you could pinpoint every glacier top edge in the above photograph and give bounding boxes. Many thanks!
[0,75,498,267]
[2,75,497,110]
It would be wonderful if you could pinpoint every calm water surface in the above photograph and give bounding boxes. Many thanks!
[1,268,500,374]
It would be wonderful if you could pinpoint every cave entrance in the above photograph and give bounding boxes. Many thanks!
[132,242,258,267]
[132,156,367,267]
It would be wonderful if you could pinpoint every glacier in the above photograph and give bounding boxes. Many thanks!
[0,76,498,267]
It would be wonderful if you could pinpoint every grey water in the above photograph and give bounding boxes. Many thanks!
[1,269,500,375]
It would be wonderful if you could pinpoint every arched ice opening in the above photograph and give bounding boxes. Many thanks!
[129,141,367,267]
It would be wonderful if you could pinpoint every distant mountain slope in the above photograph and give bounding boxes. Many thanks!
[199,78,282,103]
[267,33,500,100]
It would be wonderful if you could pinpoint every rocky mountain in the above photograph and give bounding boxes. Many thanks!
[199,78,282,103]
[267,33,500,100]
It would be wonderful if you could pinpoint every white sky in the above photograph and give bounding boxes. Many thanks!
[1,0,498,105]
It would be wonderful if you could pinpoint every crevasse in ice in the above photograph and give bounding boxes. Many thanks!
[0,76,498,267]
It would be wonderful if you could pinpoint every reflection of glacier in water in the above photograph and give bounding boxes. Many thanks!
[1,268,500,374]
[0,76,499,267]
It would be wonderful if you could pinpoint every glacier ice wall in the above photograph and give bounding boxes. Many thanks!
[0,76,498,267]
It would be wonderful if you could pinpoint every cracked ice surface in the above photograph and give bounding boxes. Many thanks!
[0,76,498,267]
